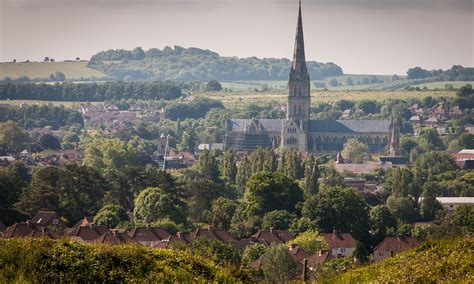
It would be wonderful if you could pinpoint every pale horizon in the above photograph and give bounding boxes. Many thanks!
[1,0,473,75]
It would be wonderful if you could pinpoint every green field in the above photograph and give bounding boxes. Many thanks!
[0,100,99,108]
[411,80,474,89]
[199,89,456,107]
[0,61,107,80]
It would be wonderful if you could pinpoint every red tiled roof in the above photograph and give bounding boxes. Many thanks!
[94,231,137,245]
[307,251,331,270]
[322,232,357,249]
[4,222,61,239]
[190,227,236,243]
[251,229,293,244]
[166,233,192,245]
[234,237,269,252]
[374,236,418,253]
[72,216,93,229]
[127,227,170,242]
[68,224,110,241]
[288,244,311,263]
[30,211,67,229]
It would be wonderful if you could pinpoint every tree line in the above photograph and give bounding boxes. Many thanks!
[88,46,344,81]
[0,105,83,130]
[407,65,474,81]
[0,81,183,101]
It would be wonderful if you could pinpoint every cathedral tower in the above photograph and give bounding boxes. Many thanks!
[287,0,311,125]
[282,0,310,151]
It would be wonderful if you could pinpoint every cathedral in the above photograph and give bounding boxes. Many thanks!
[224,1,397,154]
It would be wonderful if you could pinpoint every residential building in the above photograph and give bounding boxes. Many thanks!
[373,236,418,262]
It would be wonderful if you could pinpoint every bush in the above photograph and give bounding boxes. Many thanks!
[0,239,249,282]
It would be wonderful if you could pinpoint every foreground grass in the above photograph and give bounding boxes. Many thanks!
[0,238,248,283]
[0,62,106,80]
[323,236,474,283]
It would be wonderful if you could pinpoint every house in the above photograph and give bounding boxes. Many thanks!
[68,224,110,243]
[197,143,225,152]
[306,250,331,271]
[434,103,447,119]
[94,230,137,245]
[322,231,357,257]
[72,216,94,228]
[433,197,474,211]
[373,236,418,262]
[30,211,68,229]
[343,178,366,191]
[189,226,236,244]
[409,116,421,125]
[251,228,293,244]
[335,161,404,174]
[465,124,474,134]
[127,227,171,247]
[425,117,439,127]
[234,237,269,252]
[3,221,62,239]
[449,106,463,119]
[340,109,353,119]
[451,149,474,169]
[160,232,193,247]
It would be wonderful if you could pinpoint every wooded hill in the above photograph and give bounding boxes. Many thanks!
[88,46,343,81]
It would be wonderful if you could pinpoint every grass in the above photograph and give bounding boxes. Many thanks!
[198,89,456,108]
[0,61,107,80]
[411,81,474,89]
[323,236,474,283]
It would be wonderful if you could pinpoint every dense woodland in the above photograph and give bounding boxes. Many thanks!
[0,81,182,101]
[88,46,343,81]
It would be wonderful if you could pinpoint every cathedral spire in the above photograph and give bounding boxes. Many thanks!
[292,0,307,72]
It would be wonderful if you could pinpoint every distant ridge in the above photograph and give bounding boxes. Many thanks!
[88,46,343,81]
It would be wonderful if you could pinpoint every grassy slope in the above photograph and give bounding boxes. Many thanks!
[324,237,474,283]
[0,238,246,282]
[0,62,106,80]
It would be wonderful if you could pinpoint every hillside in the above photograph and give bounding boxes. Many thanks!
[88,46,343,81]
[0,62,107,80]
[0,238,248,282]
[324,237,474,283]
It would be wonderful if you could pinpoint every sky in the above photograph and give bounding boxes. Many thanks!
[0,0,473,75]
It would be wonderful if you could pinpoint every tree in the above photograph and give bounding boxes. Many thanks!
[345,78,354,86]
[236,156,251,192]
[277,149,303,180]
[204,80,223,92]
[62,132,80,149]
[320,164,344,187]
[370,205,397,237]
[54,72,66,81]
[420,179,442,221]
[457,133,474,149]
[358,100,378,114]
[342,138,368,164]
[303,154,320,196]
[197,149,220,182]
[185,179,223,223]
[328,78,339,87]
[244,171,304,216]
[0,168,24,225]
[335,99,355,111]
[133,187,187,225]
[221,149,237,184]
[93,204,127,228]
[261,244,298,283]
[189,238,240,266]
[302,186,370,240]
[0,121,30,152]
[417,129,445,151]
[39,134,61,150]
[413,151,458,181]
[242,243,267,267]
[386,196,418,223]
[353,241,369,263]
[384,167,417,198]
[16,166,61,217]
[177,128,197,152]
[407,67,430,79]
[262,210,295,230]
[288,230,328,254]
[83,137,139,172]
[451,205,474,233]
[210,197,238,230]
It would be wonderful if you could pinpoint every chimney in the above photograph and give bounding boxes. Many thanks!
[177,232,182,238]
[269,227,274,234]
[290,243,298,250]
[26,220,30,226]
[332,229,337,238]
